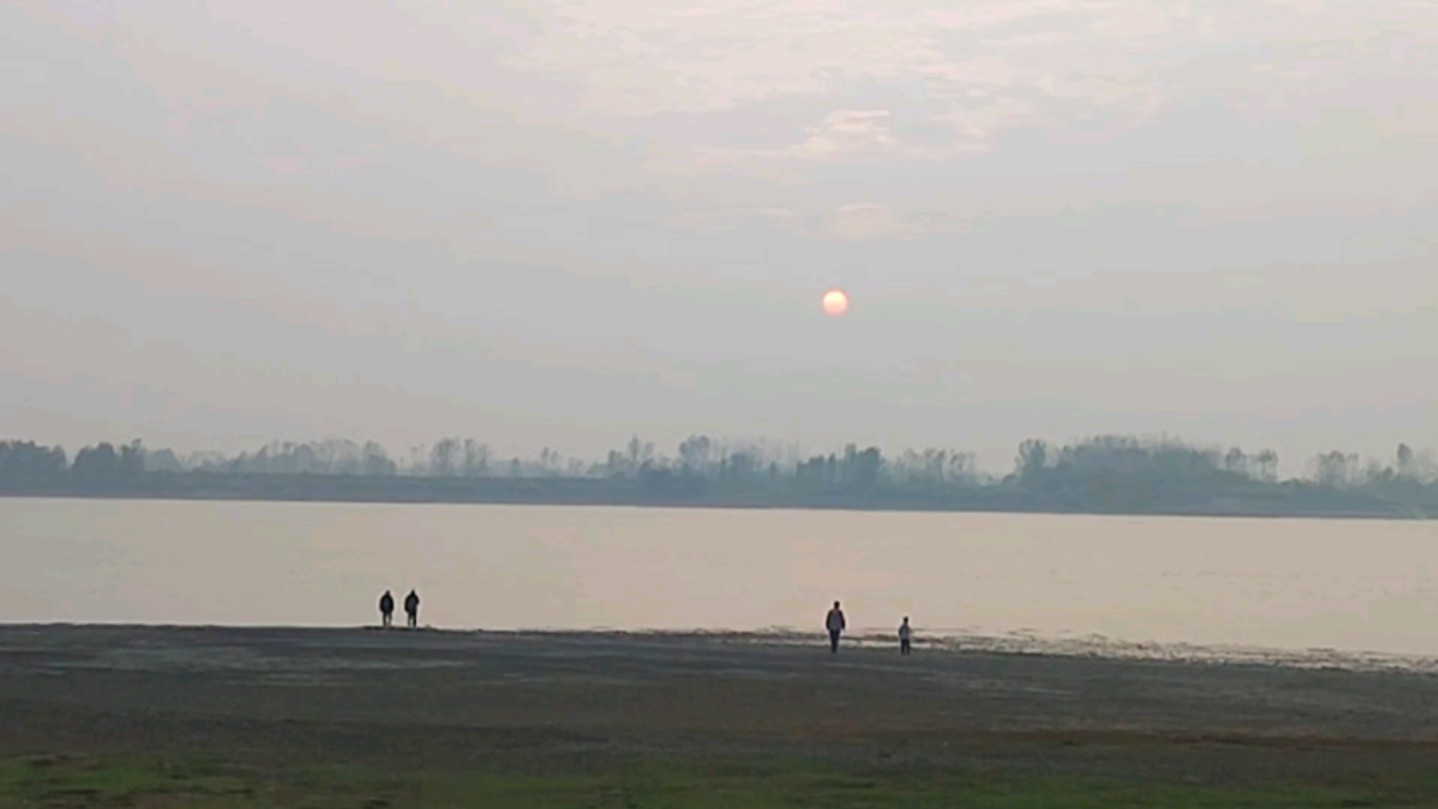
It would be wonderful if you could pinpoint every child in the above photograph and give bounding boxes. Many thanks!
[898,616,912,656]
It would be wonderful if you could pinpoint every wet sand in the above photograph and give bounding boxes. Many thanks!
[2,625,1437,786]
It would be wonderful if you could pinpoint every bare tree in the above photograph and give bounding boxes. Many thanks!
[1311,450,1358,488]
[430,438,461,477]
[1015,439,1050,479]
[1224,447,1249,477]
[1397,443,1415,479]
[678,435,714,473]
[462,440,491,477]
[1253,449,1279,483]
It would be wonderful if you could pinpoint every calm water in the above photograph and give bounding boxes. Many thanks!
[3,497,1437,656]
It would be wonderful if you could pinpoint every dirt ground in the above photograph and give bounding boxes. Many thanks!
[2,625,1437,787]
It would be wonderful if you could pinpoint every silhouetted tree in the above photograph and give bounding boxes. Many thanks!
[146,448,184,473]
[678,435,714,473]
[1312,450,1359,488]
[626,435,654,470]
[71,442,120,482]
[1224,447,1248,477]
[118,439,145,478]
[889,448,975,487]
[537,447,563,476]
[1254,449,1279,483]
[361,442,397,476]
[430,438,461,477]
[10,430,1438,519]
[0,440,68,483]
[1016,439,1050,481]
[462,440,490,477]
[604,449,626,478]
[852,446,882,491]
[722,450,761,483]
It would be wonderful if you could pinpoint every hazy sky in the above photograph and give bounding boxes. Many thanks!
[3,0,1435,473]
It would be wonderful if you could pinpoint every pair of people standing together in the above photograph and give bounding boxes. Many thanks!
[378,589,420,628]
[825,601,914,655]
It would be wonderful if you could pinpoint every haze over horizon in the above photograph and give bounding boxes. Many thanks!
[3,0,1436,475]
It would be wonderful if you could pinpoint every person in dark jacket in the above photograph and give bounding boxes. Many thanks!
[825,601,847,654]
[379,590,394,628]
[404,590,420,629]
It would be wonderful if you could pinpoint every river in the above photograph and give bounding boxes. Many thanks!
[3,497,1436,657]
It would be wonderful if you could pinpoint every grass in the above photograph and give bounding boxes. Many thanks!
[0,754,1432,808]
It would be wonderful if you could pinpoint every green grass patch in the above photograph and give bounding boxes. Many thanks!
[0,754,1431,808]
[0,754,254,806]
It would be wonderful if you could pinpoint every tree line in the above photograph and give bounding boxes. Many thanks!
[4,433,1434,485]
[3,434,1437,517]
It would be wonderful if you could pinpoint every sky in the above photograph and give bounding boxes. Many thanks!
[2,0,1436,474]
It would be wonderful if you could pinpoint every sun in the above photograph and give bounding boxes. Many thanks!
[822,288,850,317]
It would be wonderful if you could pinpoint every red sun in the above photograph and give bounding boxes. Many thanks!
[822,289,850,316]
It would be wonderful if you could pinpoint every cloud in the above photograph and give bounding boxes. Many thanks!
[942,96,1042,151]
[826,203,911,242]
[659,200,923,241]
[792,109,897,161]
[679,108,908,167]
[659,204,799,230]
[497,0,1103,116]
[486,0,1192,168]
[9,0,1438,225]
[74,0,1434,182]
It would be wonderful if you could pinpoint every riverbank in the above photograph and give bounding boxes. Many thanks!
[1,471,1424,520]
[2,625,1437,806]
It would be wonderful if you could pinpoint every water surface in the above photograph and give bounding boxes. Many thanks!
[3,497,1435,656]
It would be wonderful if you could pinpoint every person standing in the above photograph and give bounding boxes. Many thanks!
[825,601,847,654]
[378,590,394,628]
[404,589,420,629]
[898,616,912,656]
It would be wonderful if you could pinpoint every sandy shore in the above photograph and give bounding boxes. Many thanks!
[3,624,1437,785]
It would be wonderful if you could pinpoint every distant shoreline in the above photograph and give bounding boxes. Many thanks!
[9,436,1433,520]
[0,478,1424,521]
